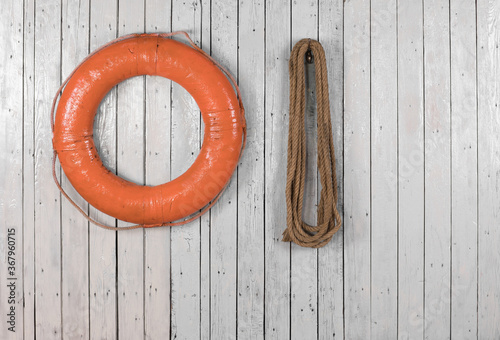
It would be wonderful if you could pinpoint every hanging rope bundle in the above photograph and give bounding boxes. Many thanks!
[282,39,342,248]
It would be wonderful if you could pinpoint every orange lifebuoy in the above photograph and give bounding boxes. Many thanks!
[52,32,246,227]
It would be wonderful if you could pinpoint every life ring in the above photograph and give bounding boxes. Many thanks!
[52,32,246,227]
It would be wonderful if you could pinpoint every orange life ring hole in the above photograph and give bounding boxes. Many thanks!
[52,33,246,226]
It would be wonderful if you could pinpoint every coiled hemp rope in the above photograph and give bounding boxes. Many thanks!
[282,39,342,248]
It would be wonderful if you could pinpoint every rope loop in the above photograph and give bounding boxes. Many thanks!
[282,39,342,248]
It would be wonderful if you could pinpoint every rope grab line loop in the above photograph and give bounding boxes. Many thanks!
[51,31,246,231]
[282,38,342,248]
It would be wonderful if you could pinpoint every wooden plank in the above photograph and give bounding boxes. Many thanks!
[370,0,398,338]
[264,0,291,335]
[88,0,118,338]
[210,0,238,337]
[34,0,62,337]
[318,0,344,338]
[343,0,371,337]
[423,0,452,337]
[60,0,90,338]
[143,1,172,339]
[200,0,211,336]
[477,1,500,338]
[264,0,291,338]
[397,0,425,338]
[23,0,36,337]
[170,1,202,338]
[237,0,265,338]
[450,0,478,337]
[0,0,24,338]
[116,0,145,338]
[290,1,318,339]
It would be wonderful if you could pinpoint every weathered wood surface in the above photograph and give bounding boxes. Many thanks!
[0,0,498,339]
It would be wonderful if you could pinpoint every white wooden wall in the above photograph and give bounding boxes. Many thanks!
[1,0,499,339]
